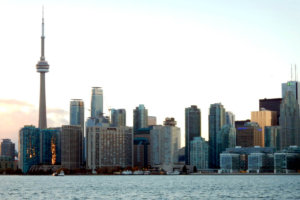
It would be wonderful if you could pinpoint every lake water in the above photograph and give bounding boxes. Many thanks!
[0,175,299,199]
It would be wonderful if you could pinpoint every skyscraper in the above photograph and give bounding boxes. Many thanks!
[236,122,263,147]
[0,139,15,160]
[36,10,49,130]
[91,87,103,118]
[209,103,226,169]
[133,104,148,134]
[110,109,126,127]
[259,98,282,125]
[70,99,85,130]
[282,81,300,104]
[185,105,201,165]
[225,111,235,127]
[279,91,300,150]
[190,137,208,170]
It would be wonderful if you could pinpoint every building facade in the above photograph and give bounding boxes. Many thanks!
[0,139,15,160]
[133,104,148,134]
[40,129,61,165]
[134,127,152,168]
[259,98,282,125]
[70,99,85,130]
[190,137,208,170]
[148,116,157,126]
[18,126,40,173]
[264,126,280,150]
[86,126,133,170]
[185,105,201,165]
[209,103,226,168]
[61,125,83,170]
[251,110,277,147]
[91,87,103,118]
[236,122,263,147]
[226,111,235,127]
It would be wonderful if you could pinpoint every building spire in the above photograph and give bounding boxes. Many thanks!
[41,6,45,61]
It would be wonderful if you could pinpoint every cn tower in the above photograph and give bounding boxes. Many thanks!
[36,9,49,129]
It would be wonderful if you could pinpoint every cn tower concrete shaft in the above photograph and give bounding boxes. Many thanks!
[39,72,47,129]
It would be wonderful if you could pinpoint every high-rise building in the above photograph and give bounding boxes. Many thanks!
[134,127,152,168]
[225,111,235,127]
[86,126,133,170]
[91,87,103,118]
[61,125,83,170]
[150,118,181,171]
[40,129,61,165]
[259,98,282,125]
[110,109,126,127]
[133,104,148,134]
[235,120,251,128]
[282,81,300,104]
[18,126,40,173]
[264,126,280,150]
[70,99,84,126]
[185,105,201,165]
[236,122,263,147]
[216,124,236,166]
[36,11,49,129]
[279,91,300,150]
[251,110,277,147]
[190,137,208,170]
[0,139,15,160]
[209,103,226,169]
[148,116,157,126]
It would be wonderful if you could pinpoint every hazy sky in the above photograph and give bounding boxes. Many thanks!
[1,0,300,146]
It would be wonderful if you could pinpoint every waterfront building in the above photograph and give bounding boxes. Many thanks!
[61,125,83,170]
[110,109,126,127]
[36,11,50,129]
[185,105,201,165]
[91,87,103,118]
[150,118,181,171]
[148,116,157,126]
[251,110,277,147]
[190,137,208,170]
[274,146,300,173]
[209,103,226,168]
[40,129,61,165]
[133,104,148,134]
[247,153,274,173]
[264,126,280,150]
[134,127,152,168]
[216,124,236,166]
[0,156,17,171]
[259,98,282,125]
[279,91,300,150]
[86,126,133,170]
[219,153,240,173]
[225,111,235,127]
[18,126,40,173]
[236,122,263,147]
[70,99,85,131]
[0,139,15,160]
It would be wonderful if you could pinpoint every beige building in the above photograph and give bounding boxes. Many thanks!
[61,125,83,170]
[251,111,277,147]
[86,126,133,170]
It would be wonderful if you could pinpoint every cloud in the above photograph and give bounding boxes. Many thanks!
[0,99,68,146]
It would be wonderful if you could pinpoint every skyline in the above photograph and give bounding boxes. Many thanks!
[1,1,300,146]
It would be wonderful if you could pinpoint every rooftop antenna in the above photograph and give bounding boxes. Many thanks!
[295,64,297,81]
[291,64,293,81]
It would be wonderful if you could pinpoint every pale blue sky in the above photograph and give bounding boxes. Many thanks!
[0,0,299,146]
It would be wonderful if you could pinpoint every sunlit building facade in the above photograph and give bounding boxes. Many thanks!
[40,129,61,165]
[18,126,40,173]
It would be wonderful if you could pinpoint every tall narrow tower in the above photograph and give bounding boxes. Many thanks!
[36,9,49,129]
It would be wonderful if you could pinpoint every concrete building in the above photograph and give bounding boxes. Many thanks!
[209,103,226,168]
[279,91,300,150]
[91,87,103,118]
[190,137,208,170]
[259,98,282,125]
[86,126,133,170]
[236,122,263,147]
[150,118,181,171]
[110,109,126,127]
[18,126,40,173]
[274,146,300,173]
[251,110,277,147]
[265,126,280,150]
[0,139,15,160]
[133,104,148,134]
[61,125,83,170]
[148,116,157,126]
[185,105,201,165]
[36,12,49,129]
[70,99,85,131]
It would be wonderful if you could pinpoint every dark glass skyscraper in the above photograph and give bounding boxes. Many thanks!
[185,105,201,165]
[209,103,225,169]
[133,104,148,134]
[111,109,126,127]
[91,87,103,118]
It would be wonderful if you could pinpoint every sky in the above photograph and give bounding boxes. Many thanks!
[0,0,300,147]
